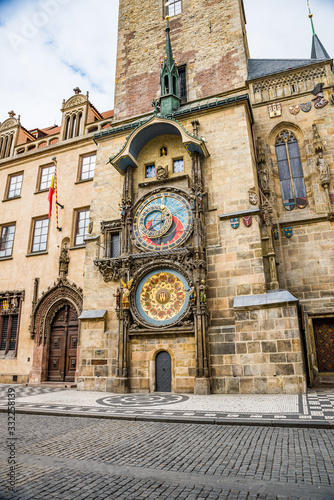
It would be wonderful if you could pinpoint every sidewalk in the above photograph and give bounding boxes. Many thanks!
[1,384,334,428]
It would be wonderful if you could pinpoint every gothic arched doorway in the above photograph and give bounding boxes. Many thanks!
[155,351,171,392]
[48,305,78,381]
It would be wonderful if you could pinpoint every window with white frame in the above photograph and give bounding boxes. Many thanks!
[0,224,15,258]
[31,218,49,253]
[167,0,182,17]
[80,154,96,181]
[39,165,55,191]
[7,174,23,199]
[74,209,90,246]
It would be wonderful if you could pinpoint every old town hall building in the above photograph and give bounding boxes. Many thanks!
[0,0,333,394]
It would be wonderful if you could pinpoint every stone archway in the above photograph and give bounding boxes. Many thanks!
[29,278,83,384]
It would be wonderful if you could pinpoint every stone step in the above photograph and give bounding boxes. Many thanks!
[28,381,77,389]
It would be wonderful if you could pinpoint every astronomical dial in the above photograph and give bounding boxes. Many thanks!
[133,192,193,251]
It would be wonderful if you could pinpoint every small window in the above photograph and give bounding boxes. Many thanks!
[107,232,120,258]
[275,130,307,210]
[0,224,15,258]
[173,159,184,173]
[80,154,96,181]
[178,65,187,103]
[167,0,182,17]
[7,173,23,199]
[74,209,90,246]
[31,218,49,253]
[145,165,155,178]
[39,165,55,191]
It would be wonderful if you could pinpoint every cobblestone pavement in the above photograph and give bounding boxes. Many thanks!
[0,385,334,426]
[0,414,334,499]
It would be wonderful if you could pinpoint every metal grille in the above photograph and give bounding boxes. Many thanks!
[9,315,18,351]
[109,233,120,258]
[155,351,171,392]
[0,316,9,350]
[314,319,334,372]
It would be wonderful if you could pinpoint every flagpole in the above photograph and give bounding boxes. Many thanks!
[52,156,63,232]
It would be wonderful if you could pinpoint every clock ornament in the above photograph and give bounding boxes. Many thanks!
[133,191,193,251]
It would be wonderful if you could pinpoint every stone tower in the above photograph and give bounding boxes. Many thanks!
[114,0,249,120]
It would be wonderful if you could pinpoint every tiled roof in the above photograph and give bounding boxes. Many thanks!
[311,34,330,60]
[101,109,114,119]
[247,58,329,81]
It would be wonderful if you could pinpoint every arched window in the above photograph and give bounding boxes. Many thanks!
[275,130,307,210]
[164,75,169,95]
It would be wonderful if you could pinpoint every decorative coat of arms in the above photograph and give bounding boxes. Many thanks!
[330,193,334,204]
[311,84,328,109]
[230,218,239,229]
[300,102,311,113]
[313,96,329,109]
[273,228,279,240]
[248,192,258,205]
[284,227,293,238]
[289,105,300,115]
[268,103,282,118]
[243,216,252,227]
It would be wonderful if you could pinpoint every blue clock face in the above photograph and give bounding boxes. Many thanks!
[133,192,193,251]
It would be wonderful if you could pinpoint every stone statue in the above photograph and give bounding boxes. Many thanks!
[317,152,330,186]
[259,166,270,193]
[120,199,126,222]
[152,98,160,115]
[113,288,121,309]
[156,165,168,180]
[125,200,132,220]
[121,279,133,309]
[199,280,208,303]
[59,243,70,277]
[160,146,167,157]
[186,282,196,304]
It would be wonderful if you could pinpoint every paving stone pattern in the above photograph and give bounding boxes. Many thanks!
[1,387,334,423]
[0,414,334,499]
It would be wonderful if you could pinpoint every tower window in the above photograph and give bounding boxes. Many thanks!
[107,232,120,258]
[167,0,182,17]
[31,218,49,253]
[79,153,96,181]
[39,165,55,191]
[275,130,307,210]
[178,65,187,102]
[0,295,21,354]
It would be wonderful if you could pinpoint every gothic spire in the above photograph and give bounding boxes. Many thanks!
[159,17,180,116]
[308,1,330,60]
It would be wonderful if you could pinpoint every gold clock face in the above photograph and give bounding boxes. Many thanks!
[133,192,193,251]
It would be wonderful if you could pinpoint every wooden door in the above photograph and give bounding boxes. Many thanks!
[48,306,78,381]
[313,318,334,373]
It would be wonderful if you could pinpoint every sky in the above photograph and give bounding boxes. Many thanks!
[0,0,333,130]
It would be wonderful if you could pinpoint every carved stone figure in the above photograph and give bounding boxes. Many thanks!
[317,152,330,186]
[152,98,160,115]
[312,123,323,153]
[156,165,168,180]
[120,200,126,221]
[199,280,208,303]
[121,279,133,309]
[259,166,270,193]
[59,243,70,278]
[125,201,132,220]
[114,288,121,309]
[186,282,196,304]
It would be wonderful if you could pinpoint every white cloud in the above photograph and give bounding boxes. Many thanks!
[0,0,332,130]
[0,0,118,129]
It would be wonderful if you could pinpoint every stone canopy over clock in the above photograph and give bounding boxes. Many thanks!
[132,190,193,251]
